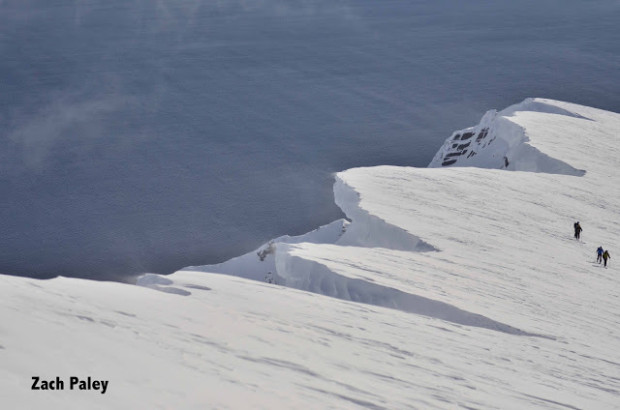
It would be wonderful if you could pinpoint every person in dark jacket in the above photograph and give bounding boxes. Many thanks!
[574,222,583,240]
[603,250,611,267]
[597,246,604,263]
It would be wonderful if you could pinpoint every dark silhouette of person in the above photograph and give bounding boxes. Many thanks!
[597,246,604,263]
[574,222,582,240]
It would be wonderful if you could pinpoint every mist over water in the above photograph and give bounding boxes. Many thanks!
[1,0,619,280]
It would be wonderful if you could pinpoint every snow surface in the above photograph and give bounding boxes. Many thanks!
[3,99,620,408]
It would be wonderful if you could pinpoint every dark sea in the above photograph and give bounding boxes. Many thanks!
[1,0,619,280]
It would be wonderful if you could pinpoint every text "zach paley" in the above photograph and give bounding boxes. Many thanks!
[32,376,108,394]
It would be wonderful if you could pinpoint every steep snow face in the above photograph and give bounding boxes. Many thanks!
[168,219,348,287]
[429,98,589,176]
[332,177,437,252]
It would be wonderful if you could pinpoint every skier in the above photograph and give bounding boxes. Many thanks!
[602,250,611,267]
[574,222,582,240]
[597,246,604,263]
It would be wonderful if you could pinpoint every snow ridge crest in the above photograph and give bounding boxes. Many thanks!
[143,98,594,334]
[428,98,587,176]
[333,177,437,252]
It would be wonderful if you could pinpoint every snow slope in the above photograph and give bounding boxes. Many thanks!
[3,99,620,408]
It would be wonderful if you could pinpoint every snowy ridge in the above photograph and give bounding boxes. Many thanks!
[165,98,619,406]
[160,98,606,313]
[332,176,437,252]
[166,218,348,288]
[142,99,620,332]
[4,98,620,409]
[429,98,587,176]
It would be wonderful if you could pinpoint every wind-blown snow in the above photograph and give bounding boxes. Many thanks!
[3,99,620,408]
